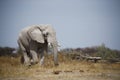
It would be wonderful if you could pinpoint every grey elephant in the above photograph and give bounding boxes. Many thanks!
[17,24,58,66]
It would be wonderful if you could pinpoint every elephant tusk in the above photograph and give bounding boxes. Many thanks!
[48,43,52,48]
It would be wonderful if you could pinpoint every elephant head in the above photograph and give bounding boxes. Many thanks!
[28,24,58,65]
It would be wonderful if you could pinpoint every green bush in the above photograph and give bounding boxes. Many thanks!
[0,47,15,56]
[96,44,120,60]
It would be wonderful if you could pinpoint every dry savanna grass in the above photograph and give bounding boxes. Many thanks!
[0,53,120,80]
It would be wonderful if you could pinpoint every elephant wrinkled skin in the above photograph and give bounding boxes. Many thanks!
[17,24,58,66]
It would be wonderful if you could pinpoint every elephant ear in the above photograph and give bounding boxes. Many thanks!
[44,25,58,45]
[28,27,44,43]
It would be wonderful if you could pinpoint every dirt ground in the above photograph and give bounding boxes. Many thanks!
[0,56,120,80]
[1,72,120,80]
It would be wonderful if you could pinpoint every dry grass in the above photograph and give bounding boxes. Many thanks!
[0,53,120,80]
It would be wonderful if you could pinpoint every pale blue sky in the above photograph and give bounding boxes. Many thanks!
[0,0,120,50]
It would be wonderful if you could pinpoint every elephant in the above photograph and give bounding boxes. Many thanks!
[17,24,58,66]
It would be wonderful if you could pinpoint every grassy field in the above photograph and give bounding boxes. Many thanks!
[0,53,120,80]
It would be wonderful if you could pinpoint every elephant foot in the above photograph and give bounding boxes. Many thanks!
[30,59,38,65]
[31,61,38,65]
[38,62,44,66]
[54,63,59,66]
[40,56,45,65]
[39,62,44,66]
[21,55,31,66]
[23,60,31,67]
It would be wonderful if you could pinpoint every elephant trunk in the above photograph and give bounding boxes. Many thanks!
[52,43,59,66]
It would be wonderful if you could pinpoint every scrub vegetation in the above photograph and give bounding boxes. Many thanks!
[0,44,120,80]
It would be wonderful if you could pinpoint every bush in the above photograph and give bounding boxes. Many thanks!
[95,44,120,60]
[0,47,16,56]
[59,43,120,61]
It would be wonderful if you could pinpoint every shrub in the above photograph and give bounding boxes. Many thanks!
[0,47,15,56]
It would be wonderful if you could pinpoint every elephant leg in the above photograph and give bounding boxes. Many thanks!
[39,43,48,65]
[36,47,44,65]
[30,50,39,64]
[22,51,31,66]
[39,50,45,65]
[18,39,31,66]
[30,41,39,64]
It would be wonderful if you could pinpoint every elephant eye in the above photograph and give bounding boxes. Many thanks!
[43,32,49,37]
[46,32,49,36]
